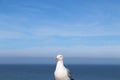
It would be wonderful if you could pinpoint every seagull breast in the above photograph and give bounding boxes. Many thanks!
[55,67,68,80]
[54,66,70,80]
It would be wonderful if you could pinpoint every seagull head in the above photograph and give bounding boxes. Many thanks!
[55,55,63,61]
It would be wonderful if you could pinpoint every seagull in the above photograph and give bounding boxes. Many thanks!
[54,55,74,80]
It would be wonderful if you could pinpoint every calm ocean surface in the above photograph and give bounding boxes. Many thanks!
[0,64,120,80]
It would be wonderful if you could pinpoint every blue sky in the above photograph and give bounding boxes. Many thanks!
[0,0,120,58]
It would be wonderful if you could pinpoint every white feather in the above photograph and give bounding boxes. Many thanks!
[54,55,73,80]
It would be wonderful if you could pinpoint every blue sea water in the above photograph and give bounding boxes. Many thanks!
[0,64,120,80]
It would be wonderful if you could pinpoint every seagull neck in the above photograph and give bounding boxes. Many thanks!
[56,60,64,69]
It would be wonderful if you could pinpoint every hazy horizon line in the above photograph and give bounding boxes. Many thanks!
[0,57,120,65]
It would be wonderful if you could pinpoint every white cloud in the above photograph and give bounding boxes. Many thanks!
[0,31,27,38]
[0,23,120,39]
[0,46,120,58]
[0,6,120,39]
[30,23,120,37]
[1,0,120,39]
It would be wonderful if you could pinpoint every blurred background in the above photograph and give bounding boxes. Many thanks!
[0,0,120,65]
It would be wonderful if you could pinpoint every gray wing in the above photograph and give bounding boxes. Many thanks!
[66,68,74,80]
